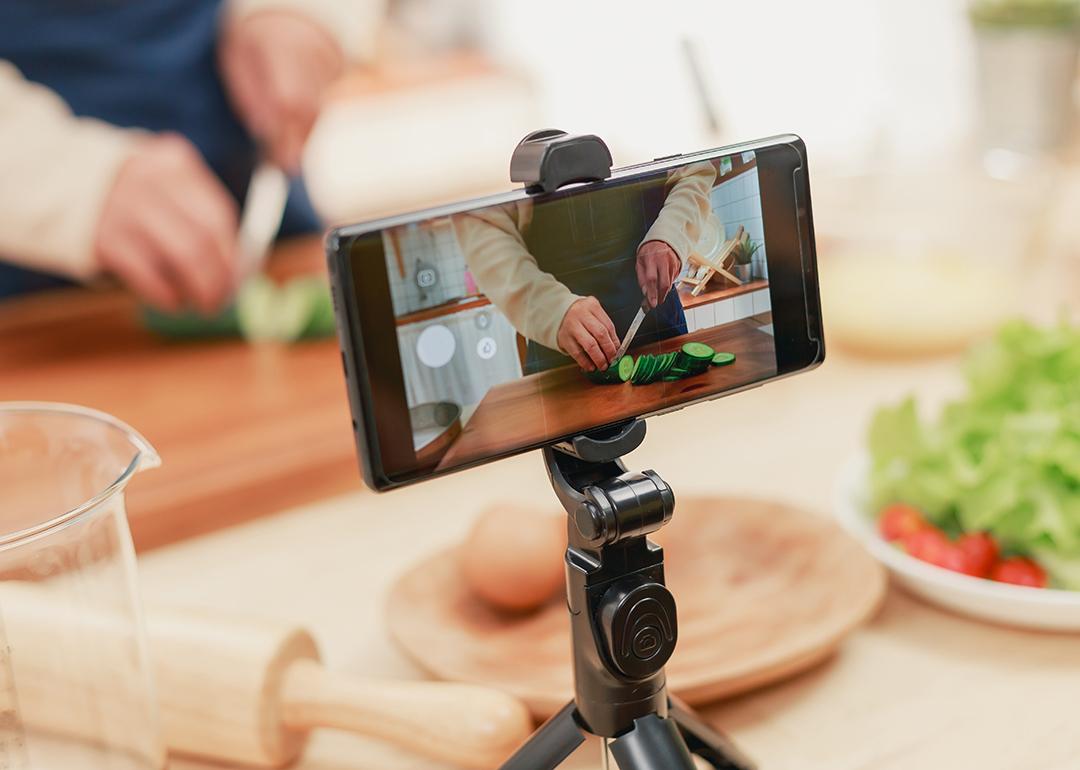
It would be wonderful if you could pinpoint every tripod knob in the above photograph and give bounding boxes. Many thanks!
[598,580,678,680]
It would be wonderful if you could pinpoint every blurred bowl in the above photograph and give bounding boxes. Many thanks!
[835,453,1080,632]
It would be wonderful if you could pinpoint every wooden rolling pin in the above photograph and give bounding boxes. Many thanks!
[0,584,532,769]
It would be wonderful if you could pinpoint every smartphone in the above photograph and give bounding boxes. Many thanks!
[327,134,823,491]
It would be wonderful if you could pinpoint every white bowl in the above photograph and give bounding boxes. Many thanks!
[835,454,1080,632]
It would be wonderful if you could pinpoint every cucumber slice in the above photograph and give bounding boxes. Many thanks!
[238,275,337,343]
[711,351,736,366]
[236,276,281,341]
[681,341,716,361]
[141,305,240,339]
[617,355,635,381]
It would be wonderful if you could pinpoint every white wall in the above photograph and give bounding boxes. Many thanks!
[709,166,768,281]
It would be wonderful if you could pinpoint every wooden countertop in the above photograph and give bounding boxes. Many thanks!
[141,342,1080,770]
[436,319,776,470]
[7,234,1080,769]
[0,238,360,552]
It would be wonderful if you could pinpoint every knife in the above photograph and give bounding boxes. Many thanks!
[613,305,648,361]
[236,162,290,279]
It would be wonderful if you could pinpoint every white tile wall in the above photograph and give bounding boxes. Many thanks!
[385,217,470,317]
[709,167,769,281]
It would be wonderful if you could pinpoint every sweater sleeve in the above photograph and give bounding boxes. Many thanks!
[639,160,717,264]
[0,61,138,280]
[453,202,580,353]
[227,0,386,62]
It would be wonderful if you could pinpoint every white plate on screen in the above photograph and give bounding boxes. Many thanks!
[835,454,1080,632]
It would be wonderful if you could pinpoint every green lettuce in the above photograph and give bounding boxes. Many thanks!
[868,319,1080,588]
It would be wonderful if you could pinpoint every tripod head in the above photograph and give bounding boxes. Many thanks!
[544,420,679,734]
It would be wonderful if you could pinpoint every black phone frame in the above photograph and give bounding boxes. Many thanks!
[326,132,823,491]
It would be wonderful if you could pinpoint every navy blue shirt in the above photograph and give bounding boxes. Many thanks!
[0,0,321,298]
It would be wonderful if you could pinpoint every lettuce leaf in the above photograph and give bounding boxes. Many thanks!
[867,319,1080,588]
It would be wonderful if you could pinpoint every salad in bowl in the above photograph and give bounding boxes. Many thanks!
[837,319,1080,630]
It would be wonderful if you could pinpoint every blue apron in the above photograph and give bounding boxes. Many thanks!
[0,0,321,299]
[522,177,688,374]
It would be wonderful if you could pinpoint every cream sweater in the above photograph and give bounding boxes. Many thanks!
[0,0,381,280]
[454,161,717,352]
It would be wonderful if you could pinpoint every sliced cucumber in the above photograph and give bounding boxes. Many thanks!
[681,341,716,361]
[141,305,240,339]
[237,275,336,343]
[711,351,736,366]
[617,355,635,381]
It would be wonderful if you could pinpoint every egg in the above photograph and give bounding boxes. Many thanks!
[460,504,567,613]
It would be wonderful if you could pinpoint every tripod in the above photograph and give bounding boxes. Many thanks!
[499,420,753,770]
[496,130,755,769]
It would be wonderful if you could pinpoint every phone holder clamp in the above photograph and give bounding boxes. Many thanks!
[498,131,753,770]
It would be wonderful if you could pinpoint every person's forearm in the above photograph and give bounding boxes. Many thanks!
[0,62,137,279]
[455,205,578,352]
[226,0,385,62]
[640,161,717,264]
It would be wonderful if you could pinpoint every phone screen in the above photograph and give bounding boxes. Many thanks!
[333,140,821,488]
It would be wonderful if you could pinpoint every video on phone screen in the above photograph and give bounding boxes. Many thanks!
[382,152,777,472]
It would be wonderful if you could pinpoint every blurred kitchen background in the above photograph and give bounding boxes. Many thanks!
[307,0,1080,366]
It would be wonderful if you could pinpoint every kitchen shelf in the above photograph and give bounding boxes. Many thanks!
[679,279,769,310]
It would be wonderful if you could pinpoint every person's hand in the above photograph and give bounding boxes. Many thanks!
[636,240,682,311]
[557,297,619,372]
[219,10,344,173]
[94,134,239,313]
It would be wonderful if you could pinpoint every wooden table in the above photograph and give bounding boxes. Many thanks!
[136,315,1080,770]
[0,238,360,551]
[437,319,776,470]
[6,240,1080,769]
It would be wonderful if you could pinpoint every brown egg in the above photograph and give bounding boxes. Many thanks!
[460,504,567,613]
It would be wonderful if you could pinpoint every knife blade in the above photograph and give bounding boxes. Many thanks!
[613,305,648,362]
[236,162,289,279]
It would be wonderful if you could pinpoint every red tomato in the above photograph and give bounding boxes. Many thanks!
[904,527,951,566]
[956,532,999,578]
[990,557,1048,588]
[878,503,926,542]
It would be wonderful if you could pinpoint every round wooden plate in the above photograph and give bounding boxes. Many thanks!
[387,496,885,717]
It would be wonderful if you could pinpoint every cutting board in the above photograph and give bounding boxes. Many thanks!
[387,496,886,717]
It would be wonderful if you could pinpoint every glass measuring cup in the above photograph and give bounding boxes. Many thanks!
[0,402,165,769]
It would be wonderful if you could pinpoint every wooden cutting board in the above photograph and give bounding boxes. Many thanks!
[387,496,886,717]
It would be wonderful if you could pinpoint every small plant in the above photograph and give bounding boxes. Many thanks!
[732,238,762,266]
[970,0,1080,28]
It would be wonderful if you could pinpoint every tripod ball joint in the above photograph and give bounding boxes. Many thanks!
[598,579,678,681]
[572,471,674,548]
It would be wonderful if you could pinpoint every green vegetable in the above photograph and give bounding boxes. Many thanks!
[587,355,634,384]
[143,275,336,343]
[867,319,1080,589]
[711,351,736,366]
[237,275,336,342]
[141,305,240,338]
[681,342,716,361]
[970,0,1080,28]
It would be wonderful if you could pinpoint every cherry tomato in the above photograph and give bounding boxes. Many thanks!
[904,527,951,566]
[878,503,927,542]
[956,532,999,578]
[990,557,1048,588]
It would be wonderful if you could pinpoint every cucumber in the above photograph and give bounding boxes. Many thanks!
[711,351,736,366]
[238,275,337,343]
[141,305,240,339]
[681,341,716,361]
[587,355,635,384]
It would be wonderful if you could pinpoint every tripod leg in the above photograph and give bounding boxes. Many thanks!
[499,702,587,770]
[608,714,697,770]
[668,698,756,770]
